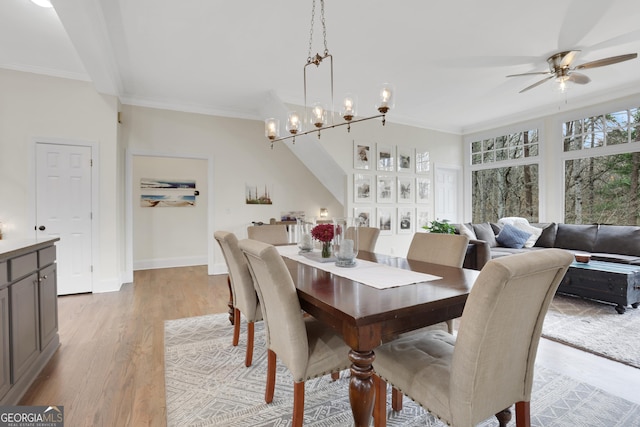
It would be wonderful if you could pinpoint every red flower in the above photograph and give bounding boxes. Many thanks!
[311,223,334,243]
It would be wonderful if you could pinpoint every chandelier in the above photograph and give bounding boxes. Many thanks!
[264,0,394,147]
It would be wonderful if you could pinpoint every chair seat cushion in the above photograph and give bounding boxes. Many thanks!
[374,330,455,423]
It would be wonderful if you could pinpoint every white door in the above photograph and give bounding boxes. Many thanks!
[434,166,460,223]
[36,143,93,295]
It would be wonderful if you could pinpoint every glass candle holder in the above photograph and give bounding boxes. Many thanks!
[333,217,359,267]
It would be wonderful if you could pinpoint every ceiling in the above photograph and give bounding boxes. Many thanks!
[3,0,640,134]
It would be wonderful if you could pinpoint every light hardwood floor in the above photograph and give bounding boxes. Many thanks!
[19,266,640,426]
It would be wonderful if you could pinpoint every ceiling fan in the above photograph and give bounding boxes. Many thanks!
[507,50,638,93]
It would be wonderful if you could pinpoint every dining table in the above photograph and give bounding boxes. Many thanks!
[275,246,480,427]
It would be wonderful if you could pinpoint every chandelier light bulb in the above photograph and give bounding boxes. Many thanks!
[311,102,326,128]
[286,112,301,134]
[377,83,395,113]
[264,118,280,140]
[341,93,357,121]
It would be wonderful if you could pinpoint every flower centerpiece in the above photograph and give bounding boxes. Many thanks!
[311,223,334,258]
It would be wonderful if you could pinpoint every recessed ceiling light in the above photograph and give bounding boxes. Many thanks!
[30,0,53,8]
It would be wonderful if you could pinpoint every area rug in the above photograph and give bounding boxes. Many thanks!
[542,294,640,369]
[165,313,640,427]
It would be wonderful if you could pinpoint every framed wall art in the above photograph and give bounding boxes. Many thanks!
[416,208,430,231]
[416,177,431,204]
[377,144,394,171]
[397,177,413,203]
[353,207,372,227]
[377,207,394,235]
[416,150,430,174]
[376,175,395,203]
[353,141,372,170]
[397,207,413,234]
[397,146,413,173]
[354,174,373,203]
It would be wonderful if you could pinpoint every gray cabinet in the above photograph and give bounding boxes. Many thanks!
[0,238,59,404]
[0,286,9,399]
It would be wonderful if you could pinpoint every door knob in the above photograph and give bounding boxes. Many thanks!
[38,225,46,231]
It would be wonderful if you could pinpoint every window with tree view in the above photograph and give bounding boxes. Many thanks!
[470,129,539,223]
[563,107,640,225]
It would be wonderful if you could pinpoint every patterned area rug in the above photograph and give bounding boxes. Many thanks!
[542,294,640,369]
[164,313,640,427]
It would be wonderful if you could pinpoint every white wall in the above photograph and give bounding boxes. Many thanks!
[0,69,122,293]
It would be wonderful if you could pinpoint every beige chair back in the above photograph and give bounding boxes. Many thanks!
[239,239,309,379]
[347,226,380,252]
[214,231,260,321]
[407,233,470,267]
[247,224,289,245]
[450,248,573,425]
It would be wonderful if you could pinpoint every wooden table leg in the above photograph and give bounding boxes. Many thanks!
[227,275,234,325]
[349,349,375,426]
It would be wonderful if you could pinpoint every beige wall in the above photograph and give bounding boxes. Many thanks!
[0,69,121,292]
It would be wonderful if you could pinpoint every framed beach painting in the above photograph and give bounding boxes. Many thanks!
[377,175,395,203]
[354,174,373,203]
[353,141,373,170]
[377,144,394,171]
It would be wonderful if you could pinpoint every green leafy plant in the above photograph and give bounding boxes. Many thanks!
[423,219,456,234]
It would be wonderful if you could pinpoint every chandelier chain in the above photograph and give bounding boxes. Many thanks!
[307,0,329,63]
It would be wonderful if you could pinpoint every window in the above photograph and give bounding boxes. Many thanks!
[563,106,640,225]
[469,129,540,223]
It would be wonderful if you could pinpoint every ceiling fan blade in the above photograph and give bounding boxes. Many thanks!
[559,50,580,68]
[519,75,554,93]
[575,53,638,70]
[506,71,552,78]
[567,72,591,85]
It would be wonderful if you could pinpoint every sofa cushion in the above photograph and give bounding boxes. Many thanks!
[594,225,640,257]
[534,223,557,248]
[554,224,598,252]
[456,223,477,240]
[473,223,498,247]
[496,223,531,249]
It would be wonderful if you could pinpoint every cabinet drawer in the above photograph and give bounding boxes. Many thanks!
[9,253,37,282]
[0,263,6,287]
[38,246,56,268]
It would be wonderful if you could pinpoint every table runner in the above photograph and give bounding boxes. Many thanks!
[276,245,441,289]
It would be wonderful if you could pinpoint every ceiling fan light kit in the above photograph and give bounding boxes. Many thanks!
[264,0,394,147]
[507,49,638,93]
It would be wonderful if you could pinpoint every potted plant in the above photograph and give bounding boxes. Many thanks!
[423,218,456,234]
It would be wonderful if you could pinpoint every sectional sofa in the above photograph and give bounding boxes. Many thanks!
[457,222,640,312]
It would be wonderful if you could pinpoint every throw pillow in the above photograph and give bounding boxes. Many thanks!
[496,223,532,249]
[473,222,498,247]
[457,223,477,240]
[534,223,557,247]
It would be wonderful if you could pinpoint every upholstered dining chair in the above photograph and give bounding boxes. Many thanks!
[238,239,351,427]
[214,231,262,367]
[407,232,470,333]
[347,226,380,252]
[247,224,289,245]
[372,248,573,427]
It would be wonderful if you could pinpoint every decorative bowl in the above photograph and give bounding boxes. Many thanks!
[574,254,591,263]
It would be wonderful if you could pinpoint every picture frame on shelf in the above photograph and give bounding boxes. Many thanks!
[353,207,372,227]
[397,176,413,203]
[353,141,372,170]
[416,208,430,231]
[416,150,430,174]
[416,177,431,204]
[377,144,394,171]
[397,146,413,173]
[397,207,413,234]
[376,175,395,203]
[377,207,394,235]
[354,174,373,203]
